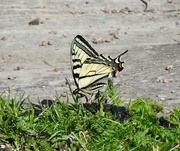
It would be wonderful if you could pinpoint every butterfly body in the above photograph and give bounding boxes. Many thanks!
[70,35,128,99]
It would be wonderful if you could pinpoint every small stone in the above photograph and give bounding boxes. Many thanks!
[148,16,155,21]
[104,38,112,43]
[156,76,164,82]
[160,26,165,29]
[163,79,168,83]
[41,85,46,88]
[156,94,166,98]
[40,21,45,24]
[92,37,103,44]
[160,97,165,101]
[165,65,173,71]
[161,109,171,114]
[167,0,173,3]
[171,90,175,93]
[40,41,48,46]
[49,30,57,34]
[8,76,16,80]
[1,36,8,40]
[29,18,40,25]
[17,66,21,70]
[54,68,60,72]
[61,92,66,97]
[14,66,21,71]
[61,83,65,86]
[47,40,53,45]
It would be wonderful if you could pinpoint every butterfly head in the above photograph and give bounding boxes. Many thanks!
[112,50,128,77]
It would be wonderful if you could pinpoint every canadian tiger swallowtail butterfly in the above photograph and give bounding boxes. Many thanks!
[70,35,128,100]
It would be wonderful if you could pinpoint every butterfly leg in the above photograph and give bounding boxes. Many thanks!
[85,95,89,103]
[94,90,102,101]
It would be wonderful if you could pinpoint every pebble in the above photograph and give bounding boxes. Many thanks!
[40,41,53,46]
[163,79,168,83]
[41,85,46,88]
[165,65,173,71]
[61,92,66,97]
[29,18,40,25]
[171,90,175,93]
[13,66,21,71]
[148,16,155,21]
[54,68,60,72]
[156,76,164,82]
[49,30,57,34]
[40,20,45,24]
[161,109,171,114]
[7,76,16,80]
[92,37,103,44]
[160,97,165,101]
[47,40,53,45]
[167,0,173,3]
[40,41,48,46]
[1,36,8,40]
[156,94,166,98]
[104,38,112,43]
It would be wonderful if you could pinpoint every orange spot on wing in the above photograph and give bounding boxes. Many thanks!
[109,67,113,71]
[85,58,90,62]
[105,66,113,71]
[115,70,119,76]
[92,58,97,61]
[119,63,123,68]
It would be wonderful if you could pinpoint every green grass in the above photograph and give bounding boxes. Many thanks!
[0,80,180,150]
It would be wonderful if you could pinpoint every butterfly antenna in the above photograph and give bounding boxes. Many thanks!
[85,95,88,103]
[119,50,128,58]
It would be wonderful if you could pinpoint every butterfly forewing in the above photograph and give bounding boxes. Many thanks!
[71,37,94,89]
[73,35,99,58]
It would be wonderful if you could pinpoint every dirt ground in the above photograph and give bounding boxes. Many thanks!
[0,0,180,112]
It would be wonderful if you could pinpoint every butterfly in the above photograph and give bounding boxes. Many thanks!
[70,35,128,100]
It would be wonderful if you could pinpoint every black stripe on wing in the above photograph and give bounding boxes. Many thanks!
[74,82,106,96]
[79,72,108,79]
[74,35,99,57]
[82,82,106,94]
